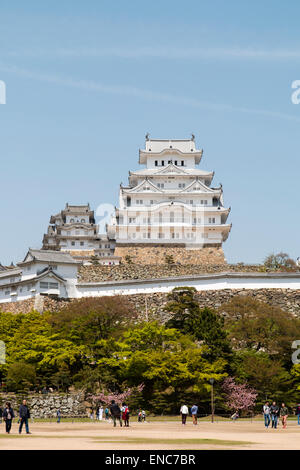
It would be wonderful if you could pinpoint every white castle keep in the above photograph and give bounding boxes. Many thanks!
[107,136,231,248]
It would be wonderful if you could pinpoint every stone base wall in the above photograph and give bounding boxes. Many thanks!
[64,250,95,257]
[1,288,300,317]
[0,392,86,418]
[78,263,270,283]
[0,298,36,314]
[0,297,71,314]
[114,245,226,265]
[125,289,300,321]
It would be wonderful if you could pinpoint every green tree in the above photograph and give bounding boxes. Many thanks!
[220,296,300,363]
[264,252,296,270]
[97,322,227,413]
[6,362,36,392]
[165,288,232,361]
[232,350,294,404]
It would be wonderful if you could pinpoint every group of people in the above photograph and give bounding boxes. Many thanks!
[106,402,147,427]
[180,404,198,425]
[263,402,290,429]
[0,400,31,434]
[108,400,130,427]
[137,409,146,422]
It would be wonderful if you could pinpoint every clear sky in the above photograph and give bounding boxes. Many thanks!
[0,0,300,265]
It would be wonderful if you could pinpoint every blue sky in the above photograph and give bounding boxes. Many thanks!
[0,0,300,265]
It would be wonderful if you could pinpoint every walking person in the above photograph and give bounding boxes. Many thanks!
[270,401,279,429]
[105,407,110,421]
[263,401,271,428]
[99,405,104,421]
[121,402,130,427]
[56,409,61,424]
[3,402,14,434]
[191,404,198,425]
[137,409,142,422]
[109,400,122,427]
[19,399,31,434]
[180,404,189,425]
[0,406,3,424]
[141,410,146,422]
[295,404,300,425]
[280,403,288,429]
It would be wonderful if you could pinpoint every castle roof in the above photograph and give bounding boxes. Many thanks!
[18,249,80,266]
[0,267,22,279]
[139,137,203,164]
[49,203,95,224]
[129,166,213,178]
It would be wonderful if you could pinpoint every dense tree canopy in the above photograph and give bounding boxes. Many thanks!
[0,292,300,414]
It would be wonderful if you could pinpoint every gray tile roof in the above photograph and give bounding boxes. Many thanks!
[0,267,22,279]
[20,249,80,265]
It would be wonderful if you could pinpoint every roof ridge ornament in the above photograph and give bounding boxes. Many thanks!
[145,133,150,141]
[191,133,195,141]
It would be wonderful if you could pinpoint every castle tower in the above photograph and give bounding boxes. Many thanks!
[42,203,99,255]
[107,136,232,265]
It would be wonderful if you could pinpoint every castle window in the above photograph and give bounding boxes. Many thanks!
[81,218,85,223]
[181,161,184,166]
[174,160,178,165]
[161,161,165,166]
[155,160,158,166]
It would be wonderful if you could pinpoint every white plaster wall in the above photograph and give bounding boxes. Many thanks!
[145,155,196,169]
[76,275,300,298]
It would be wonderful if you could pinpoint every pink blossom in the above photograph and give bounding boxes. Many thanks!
[89,384,144,405]
[222,377,257,412]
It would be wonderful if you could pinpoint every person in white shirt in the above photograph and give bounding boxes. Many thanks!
[99,406,104,421]
[180,404,189,425]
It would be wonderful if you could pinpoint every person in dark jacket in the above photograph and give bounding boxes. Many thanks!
[270,401,279,429]
[109,400,122,427]
[0,406,3,424]
[3,402,14,434]
[295,404,300,425]
[280,403,288,429]
[19,399,31,434]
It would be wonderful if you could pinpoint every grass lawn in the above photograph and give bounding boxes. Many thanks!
[92,436,253,446]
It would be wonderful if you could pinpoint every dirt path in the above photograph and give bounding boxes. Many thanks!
[0,420,299,450]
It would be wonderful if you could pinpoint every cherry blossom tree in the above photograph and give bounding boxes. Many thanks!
[222,377,257,413]
[89,384,144,405]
